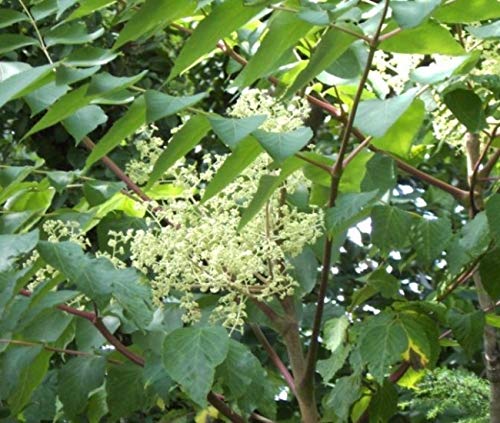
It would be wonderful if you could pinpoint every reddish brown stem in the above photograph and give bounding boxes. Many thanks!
[207,393,245,423]
[81,137,151,202]
[19,288,145,366]
[251,324,297,396]
[304,0,391,387]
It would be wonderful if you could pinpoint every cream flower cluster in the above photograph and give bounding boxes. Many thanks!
[117,154,323,329]
[26,220,90,288]
[229,88,311,132]
[125,125,164,185]
[372,51,423,94]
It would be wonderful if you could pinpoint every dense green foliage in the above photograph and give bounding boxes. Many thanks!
[0,0,499,422]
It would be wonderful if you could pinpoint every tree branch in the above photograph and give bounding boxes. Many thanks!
[251,324,297,396]
[303,0,391,389]
[81,137,151,203]
[207,393,246,423]
[19,288,145,366]
[19,289,247,422]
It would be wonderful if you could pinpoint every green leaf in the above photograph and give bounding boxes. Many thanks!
[21,308,73,342]
[45,22,104,46]
[65,0,117,21]
[62,105,108,142]
[209,115,267,149]
[3,347,51,415]
[359,313,409,383]
[169,0,265,80]
[325,190,379,238]
[354,88,418,138]
[447,212,492,276]
[322,374,362,421]
[411,53,480,84]
[444,88,486,132]
[86,96,146,167]
[87,71,148,96]
[37,241,153,328]
[351,269,400,309]
[288,246,318,295]
[0,9,28,28]
[486,194,500,241]
[114,0,196,49]
[0,230,39,272]
[233,11,313,88]
[58,356,106,418]
[480,249,500,300]
[253,127,313,163]
[162,326,229,407]
[55,65,100,85]
[369,381,398,422]
[0,34,37,55]
[466,21,500,39]
[371,99,425,157]
[238,157,302,229]
[83,180,126,206]
[24,85,93,138]
[323,316,349,353]
[486,315,500,329]
[0,64,53,109]
[216,339,265,400]
[380,21,465,55]
[23,371,57,423]
[298,7,330,25]
[287,25,359,95]
[361,155,397,194]
[24,82,70,116]
[371,205,414,254]
[146,115,211,188]
[31,0,76,20]
[413,217,452,266]
[106,362,146,419]
[447,309,484,357]
[145,90,207,123]
[65,47,118,67]
[433,0,500,23]
[317,343,351,383]
[202,136,263,203]
[340,150,373,193]
[391,0,441,28]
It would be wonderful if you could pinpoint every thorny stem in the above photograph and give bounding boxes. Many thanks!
[303,0,391,392]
